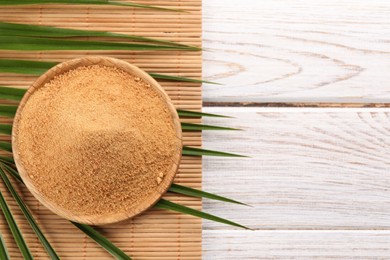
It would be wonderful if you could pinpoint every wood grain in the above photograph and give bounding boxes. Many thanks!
[202,108,390,230]
[201,1,390,258]
[202,0,390,103]
[204,230,390,259]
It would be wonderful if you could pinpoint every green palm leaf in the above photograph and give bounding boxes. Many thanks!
[0,36,195,51]
[2,164,22,183]
[0,142,12,153]
[149,73,218,84]
[0,105,17,118]
[169,183,248,206]
[71,222,132,260]
[0,60,209,84]
[177,109,231,118]
[155,199,249,229]
[0,190,33,260]
[0,156,14,165]
[0,22,197,49]
[182,146,247,157]
[181,122,240,131]
[0,0,183,12]
[0,233,10,260]
[0,166,60,259]
[0,124,12,135]
[0,60,57,75]
[0,86,26,101]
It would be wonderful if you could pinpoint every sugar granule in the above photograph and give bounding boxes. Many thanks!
[16,65,179,217]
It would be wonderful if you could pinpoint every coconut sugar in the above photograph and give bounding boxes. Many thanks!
[15,65,180,217]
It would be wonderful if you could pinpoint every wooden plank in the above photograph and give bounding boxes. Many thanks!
[202,107,390,229]
[203,230,390,259]
[202,0,390,103]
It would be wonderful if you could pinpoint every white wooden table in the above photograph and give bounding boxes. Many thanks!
[201,0,390,258]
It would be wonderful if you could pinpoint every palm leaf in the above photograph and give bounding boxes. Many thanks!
[177,109,231,118]
[182,146,247,157]
[0,60,208,84]
[2,164,22,183]
[0,0,183,12]
[0,156,14,165]
[0,125,12,135]
[0,190,33,260]
[0,166,60,259]
[181,122,240,131]
[0,36,196,51]
[169,183,248,206]
[0,105,17,118]
[0,86,26,100]
[71,222,132,260]
[0,142,12,153]
[0,22,197,49]
[0,233,10,260]
[155,199,249,229]
[0,60,57,75]
[149,73,218,84]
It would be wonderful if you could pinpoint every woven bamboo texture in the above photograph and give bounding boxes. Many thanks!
[0,1,202,259]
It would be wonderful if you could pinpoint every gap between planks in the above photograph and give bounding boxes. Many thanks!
[203,102,390,108]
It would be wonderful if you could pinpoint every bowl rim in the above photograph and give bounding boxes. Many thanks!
[12,56,183,225]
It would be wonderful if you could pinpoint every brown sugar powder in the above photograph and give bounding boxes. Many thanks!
[15,65,180,218]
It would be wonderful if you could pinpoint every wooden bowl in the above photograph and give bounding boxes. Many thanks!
[12,56,182,225]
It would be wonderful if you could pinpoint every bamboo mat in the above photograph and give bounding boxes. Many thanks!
[0,1,202,259]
